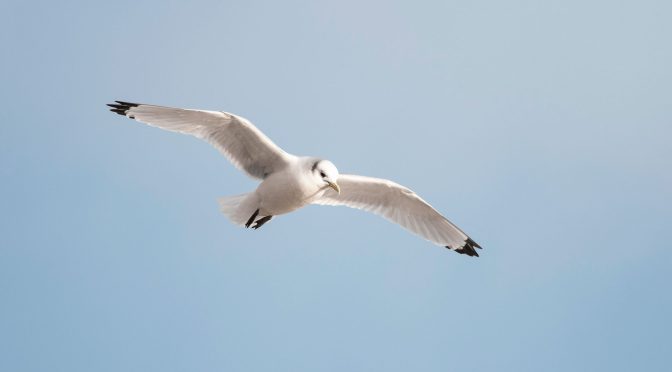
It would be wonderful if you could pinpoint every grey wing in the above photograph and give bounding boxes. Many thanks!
[313,174,482,256]
[108,101,296,179]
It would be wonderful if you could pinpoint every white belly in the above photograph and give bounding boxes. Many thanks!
[255,168,326,216]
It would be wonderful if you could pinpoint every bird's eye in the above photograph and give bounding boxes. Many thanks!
[320,171,326,178]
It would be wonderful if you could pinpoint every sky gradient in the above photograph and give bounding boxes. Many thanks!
[1,1,671,371]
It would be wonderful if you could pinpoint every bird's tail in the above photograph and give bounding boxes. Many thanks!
[217,193,257,226]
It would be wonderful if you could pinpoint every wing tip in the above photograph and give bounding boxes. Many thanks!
[447,238,482,257]
[106,100,139,117]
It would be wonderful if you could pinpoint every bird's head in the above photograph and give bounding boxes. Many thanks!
[311,159,340,194]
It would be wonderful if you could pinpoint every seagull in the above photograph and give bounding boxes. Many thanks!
[107,101,482,257]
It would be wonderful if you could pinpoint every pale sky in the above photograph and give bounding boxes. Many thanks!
[1,1,671,371]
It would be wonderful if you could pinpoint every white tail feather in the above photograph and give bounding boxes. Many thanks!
[218,193,256,226]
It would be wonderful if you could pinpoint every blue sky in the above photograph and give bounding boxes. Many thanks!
[1,0,671,371]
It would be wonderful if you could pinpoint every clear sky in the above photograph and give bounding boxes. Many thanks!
[1,0,671,371]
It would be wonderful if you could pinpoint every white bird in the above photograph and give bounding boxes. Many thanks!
[107,101,482,256]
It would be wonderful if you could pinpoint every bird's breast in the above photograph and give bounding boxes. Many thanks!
[255,170,323,215]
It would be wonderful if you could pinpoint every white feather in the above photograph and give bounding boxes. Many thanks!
[117,102,296,179]
[313,174,476,252]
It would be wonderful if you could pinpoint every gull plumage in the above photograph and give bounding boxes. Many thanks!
[107,101,482,256]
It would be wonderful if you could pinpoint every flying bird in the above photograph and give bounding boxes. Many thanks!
[107,101,482,257]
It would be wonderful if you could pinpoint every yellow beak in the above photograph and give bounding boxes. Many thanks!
[327,181,341,194]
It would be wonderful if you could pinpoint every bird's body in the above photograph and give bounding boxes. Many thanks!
[240,157,329,216]
[255,158,328,215]
[107,100,482,256]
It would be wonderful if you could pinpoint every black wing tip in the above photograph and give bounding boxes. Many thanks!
[106,100,139,117]
[466,237,482,249]
[447,238,482,257]
[114,100,139,107]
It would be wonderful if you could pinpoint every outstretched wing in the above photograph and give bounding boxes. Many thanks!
[313,174,482,256]
[108,101,296,179]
